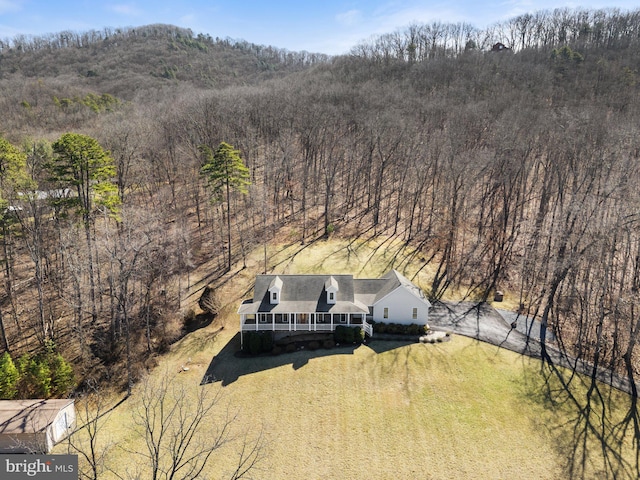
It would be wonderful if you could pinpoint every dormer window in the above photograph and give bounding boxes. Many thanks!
[325,276,338,305]
[269,276,283,305]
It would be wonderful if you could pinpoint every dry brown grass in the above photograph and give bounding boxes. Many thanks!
[57,236,640,479]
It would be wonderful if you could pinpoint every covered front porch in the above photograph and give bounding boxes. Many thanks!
[240,312,373,337]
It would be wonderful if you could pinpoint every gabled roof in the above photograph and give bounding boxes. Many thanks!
[352,278,387,307]
[269,276,283,291]
[0,399,74,435]
[239,274,368,314]
[353,269,430,306]
[379,269,430,304]
[238,270,430,315]
[324,276,338,291]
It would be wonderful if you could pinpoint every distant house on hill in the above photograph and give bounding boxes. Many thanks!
[491,42,511,52]
[238,270,431,343]
[0,399,76,453]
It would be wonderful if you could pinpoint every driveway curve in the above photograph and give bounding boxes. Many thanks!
[427,301,637,396]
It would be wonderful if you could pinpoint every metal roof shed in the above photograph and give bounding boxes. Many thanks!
[0,399,76,453]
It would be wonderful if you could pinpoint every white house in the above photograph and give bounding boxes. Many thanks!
[0,399,76,453]
[357,270,431,323]
[238,270,431,342]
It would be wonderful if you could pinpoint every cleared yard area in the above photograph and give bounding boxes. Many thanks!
[194,329,566,479]
[58,237,640,479]
[69,325,640,479]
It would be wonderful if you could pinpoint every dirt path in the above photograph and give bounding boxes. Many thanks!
[429,301,637,396]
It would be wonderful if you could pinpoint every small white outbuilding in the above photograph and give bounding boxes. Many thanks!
[0,399,76,453]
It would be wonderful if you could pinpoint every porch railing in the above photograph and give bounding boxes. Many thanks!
[241,320,374,337]
[363,321,373,337]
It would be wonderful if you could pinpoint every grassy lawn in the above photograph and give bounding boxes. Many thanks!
[61,237,640,479]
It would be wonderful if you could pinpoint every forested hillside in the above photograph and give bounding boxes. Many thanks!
[0,9,640,397]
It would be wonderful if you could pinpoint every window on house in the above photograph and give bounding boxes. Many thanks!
[272,292,277,301]
[412,308,418,320]
[329,292,334,301]
[383,307,389,319]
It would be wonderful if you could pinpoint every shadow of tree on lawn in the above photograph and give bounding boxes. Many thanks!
[519,358,640,479]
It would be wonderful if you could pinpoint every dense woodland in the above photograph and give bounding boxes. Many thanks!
[0,8,640,398]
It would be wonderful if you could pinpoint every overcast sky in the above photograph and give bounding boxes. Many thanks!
[0,0,638,55]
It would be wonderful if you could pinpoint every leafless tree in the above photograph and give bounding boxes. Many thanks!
[119,373,265,480]
[67,385,117,480]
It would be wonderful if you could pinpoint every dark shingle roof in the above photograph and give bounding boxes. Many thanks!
[238,270,429,315]
[246,274,367,314]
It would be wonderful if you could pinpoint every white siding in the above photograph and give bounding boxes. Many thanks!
[268,276,282,304]
[372,287,430,324]
[52,404,76,443]
[325,276,338,305]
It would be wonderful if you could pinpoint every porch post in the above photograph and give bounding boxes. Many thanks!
[272,313,275,331]
[289,313,292,332]
[330,313,333,331]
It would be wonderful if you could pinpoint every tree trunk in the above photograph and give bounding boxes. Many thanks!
[0,310,9,352]
[84,220,98,324]
[225,181,232,272]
